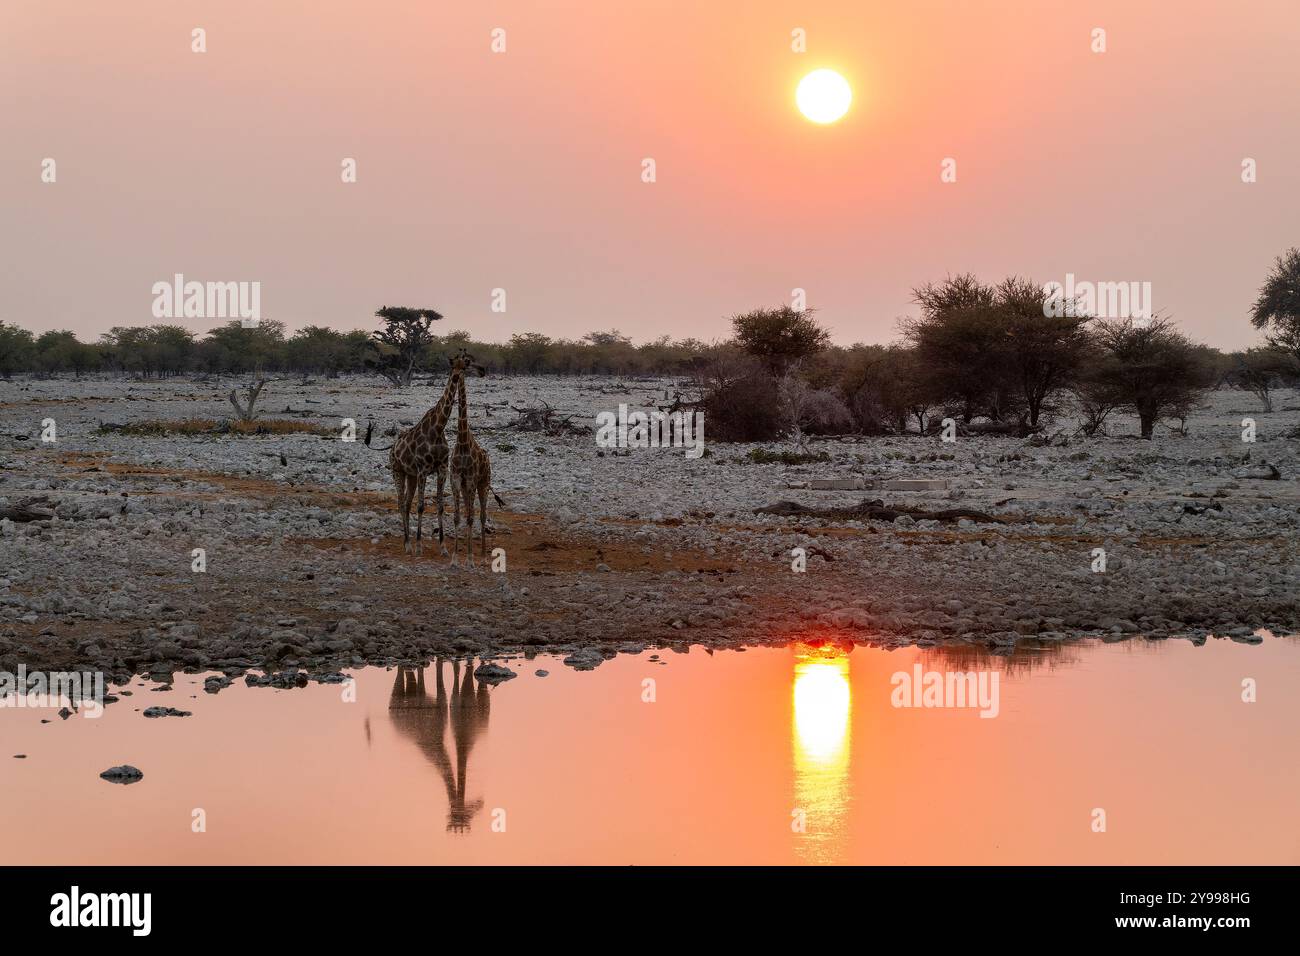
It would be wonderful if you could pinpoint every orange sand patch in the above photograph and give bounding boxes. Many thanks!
[290,515,737,575]
[49,451,736,574]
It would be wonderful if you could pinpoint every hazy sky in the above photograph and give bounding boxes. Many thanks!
[2,0,1297,348]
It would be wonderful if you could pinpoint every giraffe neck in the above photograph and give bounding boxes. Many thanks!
[422,369,462,434]
[456,373,470,444]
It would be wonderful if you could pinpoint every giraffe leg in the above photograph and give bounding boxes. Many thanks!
[415,474,427,556]
[465,478,477,568]
[436,466,449,557]
[478,485,489,568]
[392,466,405,551]
[450,477,461,566]
[399,473,414,555]
[462,477,476,568]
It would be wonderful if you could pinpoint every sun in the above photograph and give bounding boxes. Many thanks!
[796,69,852,124]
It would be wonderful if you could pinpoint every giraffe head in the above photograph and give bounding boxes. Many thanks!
[446,348,486,379]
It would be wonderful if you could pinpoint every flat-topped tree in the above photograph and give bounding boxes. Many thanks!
[731,306,829,376]
[369,306,442,387]
[1081,317,1215,439]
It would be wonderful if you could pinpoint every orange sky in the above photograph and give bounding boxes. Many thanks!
[2,0,1297,347]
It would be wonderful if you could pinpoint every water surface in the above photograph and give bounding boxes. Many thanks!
[2,637,1297,865]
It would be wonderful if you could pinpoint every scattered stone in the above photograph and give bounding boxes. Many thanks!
[473,662,517,684]
[142,706,192,718]
[99,765,144,784]
[203,675,232,694]
[245,671,309,689]
[563,648,605,671]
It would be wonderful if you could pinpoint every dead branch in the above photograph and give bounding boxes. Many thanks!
[229,378,267,421]
[505,402,591,436]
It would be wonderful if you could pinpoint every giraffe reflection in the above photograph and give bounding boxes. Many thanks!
[388,659,492,832]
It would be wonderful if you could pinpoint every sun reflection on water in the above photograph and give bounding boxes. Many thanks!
[791,644,852,863]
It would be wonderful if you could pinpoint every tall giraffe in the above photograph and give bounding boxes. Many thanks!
[379,350,483,556]
[449,366,496,567]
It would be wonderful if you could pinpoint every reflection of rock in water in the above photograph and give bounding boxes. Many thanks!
[791,643,851,864]
[389,659,492,832]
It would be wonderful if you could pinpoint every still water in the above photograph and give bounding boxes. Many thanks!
[2,637,1297,865]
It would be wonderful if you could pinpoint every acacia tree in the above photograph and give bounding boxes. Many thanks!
[906,275,1092,432]
[1082,317,1215,438]
[731,306,830,376]
[1229,347,1298,412]
[370,306,442,386]
[1250,247,1300,361]
[201,320,285,375]
[99,324,198,377]
[505,332,553,373]
[902,303,1004,424]
[32,331,87,377]
[288,326,350,377]
[995,277,1092,430]
[837,343,921,434]
[0,323,36,377]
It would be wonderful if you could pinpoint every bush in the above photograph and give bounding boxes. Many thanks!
[697,351,784,442]
[745,448,831,465]
[800,388,855,434]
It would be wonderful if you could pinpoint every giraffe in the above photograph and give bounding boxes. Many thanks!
[449,366,496,567]
[372,350,483,556]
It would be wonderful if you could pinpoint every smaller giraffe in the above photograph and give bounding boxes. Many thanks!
[449,368,496,567]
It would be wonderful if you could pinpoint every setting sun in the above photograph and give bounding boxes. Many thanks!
[796,68,852,123]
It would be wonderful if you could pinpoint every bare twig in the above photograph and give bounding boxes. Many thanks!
[229,378,267,421]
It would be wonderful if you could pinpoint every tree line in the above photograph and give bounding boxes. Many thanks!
[0,316,717,380]
[3,248,1298,439]
[702,248,1300,440]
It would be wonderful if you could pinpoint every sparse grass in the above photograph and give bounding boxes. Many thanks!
[98,418,336,437]
[744,448,831,466]
[496,442,517,453]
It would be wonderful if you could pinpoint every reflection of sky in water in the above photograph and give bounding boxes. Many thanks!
[792,647,851,864]
[3,637,1298,864]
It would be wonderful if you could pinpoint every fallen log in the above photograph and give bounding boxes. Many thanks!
[0,495,56,522]
[1232,463,1281,480]
[754,498,1005,524]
